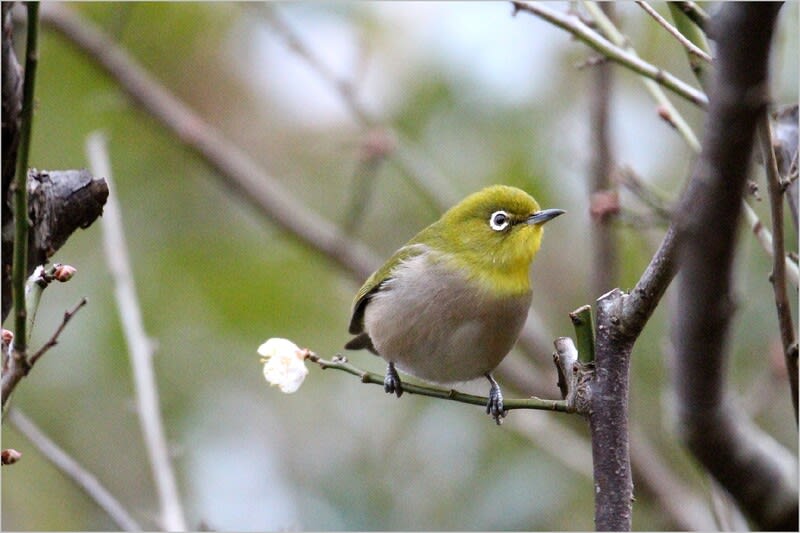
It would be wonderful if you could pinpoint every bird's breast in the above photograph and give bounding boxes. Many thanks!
[363,251,532,383]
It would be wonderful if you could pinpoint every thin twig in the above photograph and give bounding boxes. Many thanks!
[666,2,712,90]
[635,1,712,63]
[580,0,703,151]
[7,409,142,531]
[670,0,710,31]
[307,353,572,414]
[510,1,709,109]
[742,200,800,287]
[86,132,187,532]
[759,113,798,420]
[578,2,789,290]
[27,297,87,367]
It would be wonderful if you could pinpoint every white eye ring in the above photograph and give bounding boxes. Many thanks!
[489,210,511,232]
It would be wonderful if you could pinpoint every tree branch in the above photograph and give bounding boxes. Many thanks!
[7,408,142,531]
[10,1,39,366]
[510,1,709,109]
[759,112,798,419]
[637,1,712,64]
[671,3,797,530]
[2,169,109,322]
[2,2,23,210]
[306,353,571,414]
[668,1,710,32]
[588,289,634,531]
[86,132,187,532]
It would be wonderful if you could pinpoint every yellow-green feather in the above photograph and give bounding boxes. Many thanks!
[348,185,545,334]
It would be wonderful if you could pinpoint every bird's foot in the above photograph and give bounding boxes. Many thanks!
[384,362,404,398]
[486,373,507,425]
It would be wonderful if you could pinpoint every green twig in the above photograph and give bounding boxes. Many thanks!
[569,305,595,364]
[11,2,40,357]
[669,1,710,31]
[667,2,712,90]
[307,354,572,413]
[511,1,708,109]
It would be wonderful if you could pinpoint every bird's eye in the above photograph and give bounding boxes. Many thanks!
[489,210,511,232]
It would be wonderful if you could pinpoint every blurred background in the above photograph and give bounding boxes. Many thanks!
[2,2,797,530]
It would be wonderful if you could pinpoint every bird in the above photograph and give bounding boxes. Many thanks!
[345,185,564,424]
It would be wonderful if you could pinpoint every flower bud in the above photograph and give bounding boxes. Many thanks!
[2,449,22,465]
[54,264,77,282]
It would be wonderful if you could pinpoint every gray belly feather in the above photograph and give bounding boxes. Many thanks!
[363,252,532,383]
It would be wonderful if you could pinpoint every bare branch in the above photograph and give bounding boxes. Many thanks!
[7,408,142,531]
[86,132,187,532]
[510,1,709,109]
[2,2,22,201]
[1,269,87,408]
[771,104,798,230]
[27,297,87,367]
[580,0,702,152]
[306,352,571,414]
[636,1,712,63]
[759,113,798,418]
[588,289,634,531]
[669,1,710,32]
[2,168,108,321]
[671,3,797,530]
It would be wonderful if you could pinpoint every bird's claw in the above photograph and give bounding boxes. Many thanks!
[384,362,404,398]
[486,373,507,425]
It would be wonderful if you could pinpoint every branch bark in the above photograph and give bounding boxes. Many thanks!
[2,2,22,211]
[760,113,798,419]
[1,169,108,321]
[671,3,797,530]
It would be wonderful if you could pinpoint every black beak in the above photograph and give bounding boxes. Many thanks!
[527,208,565,225]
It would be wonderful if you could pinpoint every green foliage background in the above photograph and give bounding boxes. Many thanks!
[2,2,797,530]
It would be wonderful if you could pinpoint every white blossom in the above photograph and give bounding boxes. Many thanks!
[258,338,309,393]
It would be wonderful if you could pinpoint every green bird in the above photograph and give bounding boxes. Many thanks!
[346,185,564,424]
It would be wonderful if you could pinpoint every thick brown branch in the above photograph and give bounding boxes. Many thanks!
[589,289,634,531]
[671,3,797,530]
[2,2,22,208]
[1,169,108,321]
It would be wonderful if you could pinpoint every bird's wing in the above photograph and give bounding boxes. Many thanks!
[347,242,428,335]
